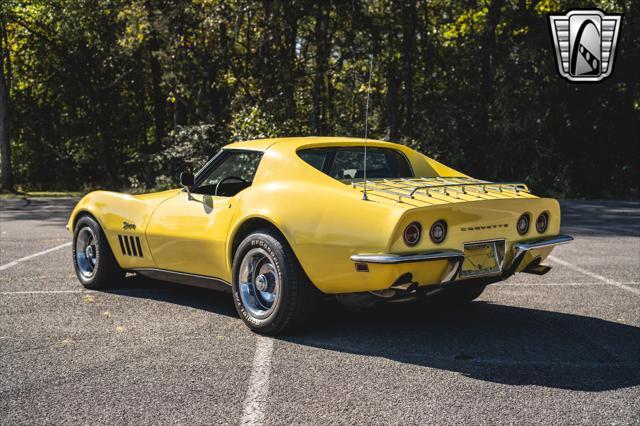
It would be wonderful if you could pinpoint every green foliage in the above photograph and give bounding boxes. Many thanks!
[1,0,638,198]
[148,124,223,190]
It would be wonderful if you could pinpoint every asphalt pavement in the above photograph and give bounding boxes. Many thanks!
[1,197,639,424]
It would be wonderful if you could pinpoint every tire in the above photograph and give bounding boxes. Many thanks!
[72,215,125,289]
[232,230,319,335]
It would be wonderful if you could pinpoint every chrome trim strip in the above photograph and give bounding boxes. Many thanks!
[505,234,574,278]
[440,258,464,284]
[132,268,232,293]
[513,234,574,251]
[350,250,464,265]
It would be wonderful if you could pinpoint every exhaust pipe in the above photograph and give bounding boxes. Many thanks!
[522,257,552,275]
[390,272,419,292]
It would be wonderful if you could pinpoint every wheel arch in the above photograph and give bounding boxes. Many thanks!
[67,191,120,234]
[228,216,307,282]
[71,210,127,270]
[71,209,102,231]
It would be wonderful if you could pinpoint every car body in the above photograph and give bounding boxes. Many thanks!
[68,137,572,333]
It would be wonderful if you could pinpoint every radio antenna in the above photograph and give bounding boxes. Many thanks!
[362,54,373,201]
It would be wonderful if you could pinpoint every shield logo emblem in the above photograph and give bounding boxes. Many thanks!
[549,10,622,82]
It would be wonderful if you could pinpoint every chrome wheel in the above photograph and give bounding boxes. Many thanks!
[238,248,281,319]
[75,226,98,278]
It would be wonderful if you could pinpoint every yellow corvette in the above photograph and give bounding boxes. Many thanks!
[68,137,572,334]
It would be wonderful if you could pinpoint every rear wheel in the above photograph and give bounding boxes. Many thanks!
[232,230,319,334]
[73,215,125,289]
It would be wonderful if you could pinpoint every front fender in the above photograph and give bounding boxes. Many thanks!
[67,189,180,269]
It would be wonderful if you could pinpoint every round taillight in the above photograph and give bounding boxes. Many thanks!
[403,222,422,246]
[429,220,447,244]
[517,213,530,235]
[536,212,549,233]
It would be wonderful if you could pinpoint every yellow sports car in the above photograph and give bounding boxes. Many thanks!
[68,137,572,334]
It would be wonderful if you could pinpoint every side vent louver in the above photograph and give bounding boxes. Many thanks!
[118,235,143,257]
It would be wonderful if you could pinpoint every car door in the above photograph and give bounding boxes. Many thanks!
[145,149,263,280]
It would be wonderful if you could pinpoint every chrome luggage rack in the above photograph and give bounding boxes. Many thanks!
[351,177,530,203]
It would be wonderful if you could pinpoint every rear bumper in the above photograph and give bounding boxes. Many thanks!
[350,234,574,287]
[504,234,574,277]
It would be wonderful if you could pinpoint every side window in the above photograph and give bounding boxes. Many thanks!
[329,149,395,179]
[194,150,262,196]
[298,150,328,171]
[298,147,413,180]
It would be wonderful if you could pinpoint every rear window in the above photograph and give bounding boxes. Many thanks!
[298,147,413,180]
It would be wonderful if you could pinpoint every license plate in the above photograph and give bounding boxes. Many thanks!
[460,241,502,278]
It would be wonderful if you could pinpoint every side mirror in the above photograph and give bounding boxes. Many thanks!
[180,172,195,188]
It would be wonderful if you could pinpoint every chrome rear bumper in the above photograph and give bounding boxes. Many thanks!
[350,234,574,286]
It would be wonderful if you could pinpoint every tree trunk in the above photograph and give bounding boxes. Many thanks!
[478,0,504,170]
[386,65,400,140]
[400,0,417,136]
[0,22,13,191]
[150,46,165,149]
[311,3,330,135]
[134,49,149,148]
[282,3,299,120]
[258,1,275,100]
[174,99,187,128]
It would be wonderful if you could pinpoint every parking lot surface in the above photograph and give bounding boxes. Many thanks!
[1,198,639,424]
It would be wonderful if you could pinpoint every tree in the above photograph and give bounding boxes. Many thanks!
[0,16,12,192]
[1,0,637,198]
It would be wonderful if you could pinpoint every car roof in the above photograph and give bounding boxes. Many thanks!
[223,136,399,152]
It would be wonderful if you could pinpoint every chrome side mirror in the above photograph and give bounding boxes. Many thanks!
[180,172,195,188]
[180,172,195,200]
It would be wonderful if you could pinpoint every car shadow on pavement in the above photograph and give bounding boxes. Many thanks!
[101,275,238,318]
[96,276,640,391]
[283,300,640,392]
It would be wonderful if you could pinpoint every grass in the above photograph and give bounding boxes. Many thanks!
[0,191,84,199]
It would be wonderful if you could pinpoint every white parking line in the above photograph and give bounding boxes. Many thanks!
[493,282,639,287]
[240,336,274,426]
[549,255,640,295]
[0,242,71,271]
[0,290,88,295]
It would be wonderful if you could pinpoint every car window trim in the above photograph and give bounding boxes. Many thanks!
[193,148,264,190]
[297,146,414,179]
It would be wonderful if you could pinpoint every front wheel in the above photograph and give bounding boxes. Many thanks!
[232,230,319,335]
[72,215,125,289]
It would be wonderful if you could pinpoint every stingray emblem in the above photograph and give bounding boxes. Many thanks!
[549,10,622,82]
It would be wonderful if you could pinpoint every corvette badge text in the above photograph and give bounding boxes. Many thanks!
[461,224,509,232]
[548,9,622,82]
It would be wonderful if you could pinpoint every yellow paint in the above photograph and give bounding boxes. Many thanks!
[68,137,565,294]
